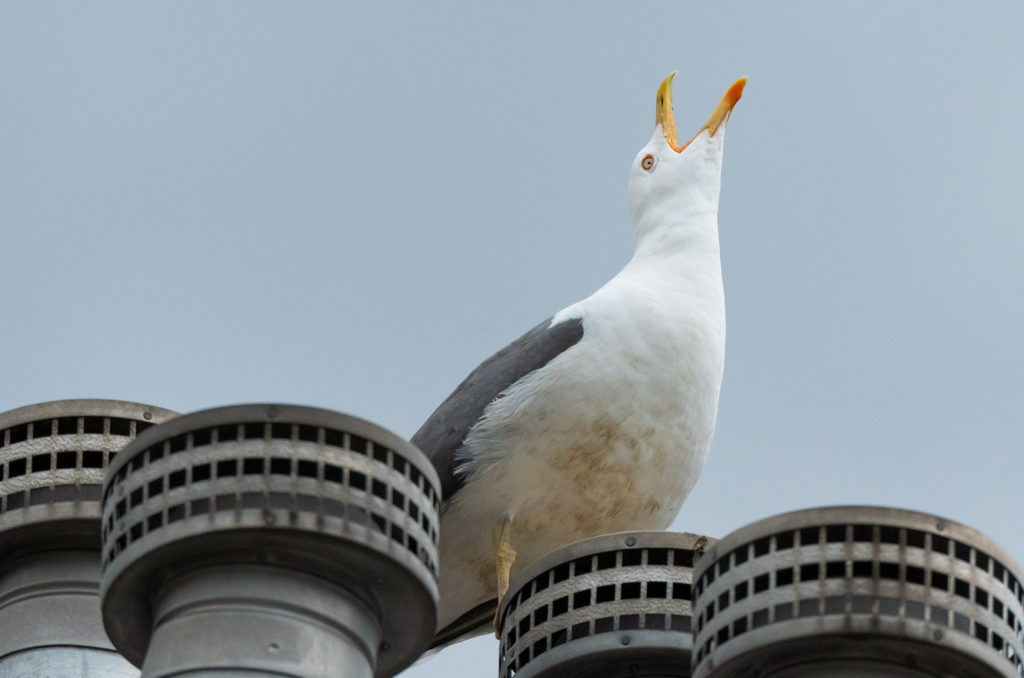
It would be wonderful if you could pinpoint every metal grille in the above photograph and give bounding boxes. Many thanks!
[101,419,439,577]
[692,506,1024,678]
[0,400,177,550]
[499,531,713,678]
[99,403,441,677]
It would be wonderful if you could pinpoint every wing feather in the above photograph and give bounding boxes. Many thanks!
[411,317,584,501]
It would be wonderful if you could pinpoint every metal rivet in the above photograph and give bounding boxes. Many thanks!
[266,406,278,419]
[933,629,943,641]
[935,520,946,531]
[625,536,636,547]
[143,411,153,421]
[621,635,631,646]
[267,642,280,654]
[263,509,276,525]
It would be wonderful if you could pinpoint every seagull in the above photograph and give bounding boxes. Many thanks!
[412,73,746,648]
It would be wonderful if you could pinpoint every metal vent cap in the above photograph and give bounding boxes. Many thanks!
[0,399,177,678]
[99,403,441,678]
[499,530,716,678]
[691,506,1024,678]
[0,398,178,555]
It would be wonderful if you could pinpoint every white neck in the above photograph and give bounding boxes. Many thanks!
[632,211,721,264]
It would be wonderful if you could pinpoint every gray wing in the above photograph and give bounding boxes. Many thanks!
[411,316,584,502]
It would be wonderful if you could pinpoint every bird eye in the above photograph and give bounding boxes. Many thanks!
[641,154,656,171]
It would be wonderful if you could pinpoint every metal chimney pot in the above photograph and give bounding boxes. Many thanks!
[691,506,1024,678]
[0,399,178,677]
[98,404,440,678]
[498,531,715,678]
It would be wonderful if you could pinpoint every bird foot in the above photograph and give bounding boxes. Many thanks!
[493,517,517,638]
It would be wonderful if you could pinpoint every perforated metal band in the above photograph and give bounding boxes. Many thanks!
[0,399,177,554]
[692,506,1024,678]
[0,399,175,677]
[499,531,714,678]
[99,403,441,677]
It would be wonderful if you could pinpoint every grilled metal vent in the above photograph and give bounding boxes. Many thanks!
[692,506,1024,678]
[99,403,440,678]
[0,399,178,678]
[100,418,440,576]
[0,399,177,552]
[499,531,714,678]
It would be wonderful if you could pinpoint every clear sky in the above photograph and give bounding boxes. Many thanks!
[2,2,1022,675]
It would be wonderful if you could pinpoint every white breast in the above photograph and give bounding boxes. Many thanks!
[436,253,725,629]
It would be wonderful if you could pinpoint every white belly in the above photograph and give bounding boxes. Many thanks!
[435,292,724,629]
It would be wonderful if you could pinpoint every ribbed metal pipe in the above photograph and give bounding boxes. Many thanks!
[0,648,140,678]
[143,564,381,678]
[0,550,139,677]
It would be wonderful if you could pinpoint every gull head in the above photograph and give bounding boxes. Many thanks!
[628,74,746,243]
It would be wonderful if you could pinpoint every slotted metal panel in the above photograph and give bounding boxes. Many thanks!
[0,399,177,551]
[0,399,177,678]
[499,531,714,678]
[691,506,1024,678]
[99,403,440,678]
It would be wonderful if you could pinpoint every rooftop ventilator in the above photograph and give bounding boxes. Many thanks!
[1,399,1021,677]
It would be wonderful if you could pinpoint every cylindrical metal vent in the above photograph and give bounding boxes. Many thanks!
[498,531,715,678]
[99,403,440,678]
[691,506,1024,678]
[0,399,178,677]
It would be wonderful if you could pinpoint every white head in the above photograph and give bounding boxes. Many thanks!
[628,74,746,248]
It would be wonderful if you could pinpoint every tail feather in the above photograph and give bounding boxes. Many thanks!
[431,598,498,650]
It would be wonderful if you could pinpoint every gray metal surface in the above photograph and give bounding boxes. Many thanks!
[0,399,173,677]
[0,550,121,656]
[100,403,441,678]
[0,647,139,678]
[142,564,379,678]
[691,506,1024,678]
[498,531,715,678]
[0,549,140,677]
[0,399,178,555]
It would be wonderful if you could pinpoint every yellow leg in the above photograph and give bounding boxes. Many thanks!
[493,516,517,637]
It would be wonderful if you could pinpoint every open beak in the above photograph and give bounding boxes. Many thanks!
[656,74,747,153]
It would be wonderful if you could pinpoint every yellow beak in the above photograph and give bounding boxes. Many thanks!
[656,74,747,153]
